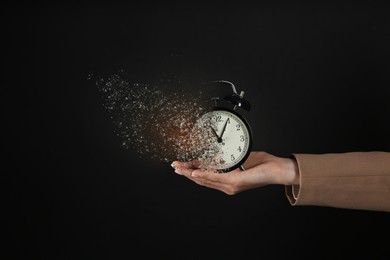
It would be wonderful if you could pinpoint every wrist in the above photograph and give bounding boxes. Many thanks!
[279,157,299,186]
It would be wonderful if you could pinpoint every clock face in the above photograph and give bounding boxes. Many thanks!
[195,107,252,172]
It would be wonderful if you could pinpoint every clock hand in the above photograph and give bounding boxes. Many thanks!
[219,119,229,140]
[210,126,222,143]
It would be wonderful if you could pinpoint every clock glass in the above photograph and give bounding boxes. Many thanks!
[195,107,252,172]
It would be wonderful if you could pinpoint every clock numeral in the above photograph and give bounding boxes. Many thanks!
[216,115,222,122]
[238,146,242,153]
[231,154,235,161]
[240,135,244,142]
[236,124,241,131]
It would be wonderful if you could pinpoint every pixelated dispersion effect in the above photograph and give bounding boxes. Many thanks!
[95,73,223,169]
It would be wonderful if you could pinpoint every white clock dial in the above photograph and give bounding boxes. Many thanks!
[195,108,252,172]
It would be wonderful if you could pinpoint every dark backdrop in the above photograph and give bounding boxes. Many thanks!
[4,2,390,259]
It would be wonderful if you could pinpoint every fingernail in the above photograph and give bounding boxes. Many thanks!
[171,162,176,169]
[175,168,183,175]
[191,172,198,178]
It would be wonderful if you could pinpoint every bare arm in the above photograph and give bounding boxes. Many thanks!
[172,151,299,195]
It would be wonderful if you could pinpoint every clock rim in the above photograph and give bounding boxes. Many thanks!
[211,106,253,173]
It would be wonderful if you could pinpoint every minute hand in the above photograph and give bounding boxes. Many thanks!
[219,119,229,140]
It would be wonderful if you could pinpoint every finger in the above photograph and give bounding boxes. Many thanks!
[172,162,235,192]
[189,169,239,194]
[172,161,250,194]
[172,160,200,170]
[190,168,241,182]
[171,161,194,177]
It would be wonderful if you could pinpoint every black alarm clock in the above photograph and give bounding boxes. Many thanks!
[197,80,253,173]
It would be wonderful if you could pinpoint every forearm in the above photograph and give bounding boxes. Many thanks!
[285,151,390,212]
[274,157,300,186]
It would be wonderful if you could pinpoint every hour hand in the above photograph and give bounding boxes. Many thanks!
[210,126,222,143]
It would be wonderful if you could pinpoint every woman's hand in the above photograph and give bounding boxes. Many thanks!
[171,151,299,195]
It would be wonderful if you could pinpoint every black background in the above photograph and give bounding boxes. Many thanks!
[3,2,390,259]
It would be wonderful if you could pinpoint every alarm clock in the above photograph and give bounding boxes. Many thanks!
[197,80,253,173]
